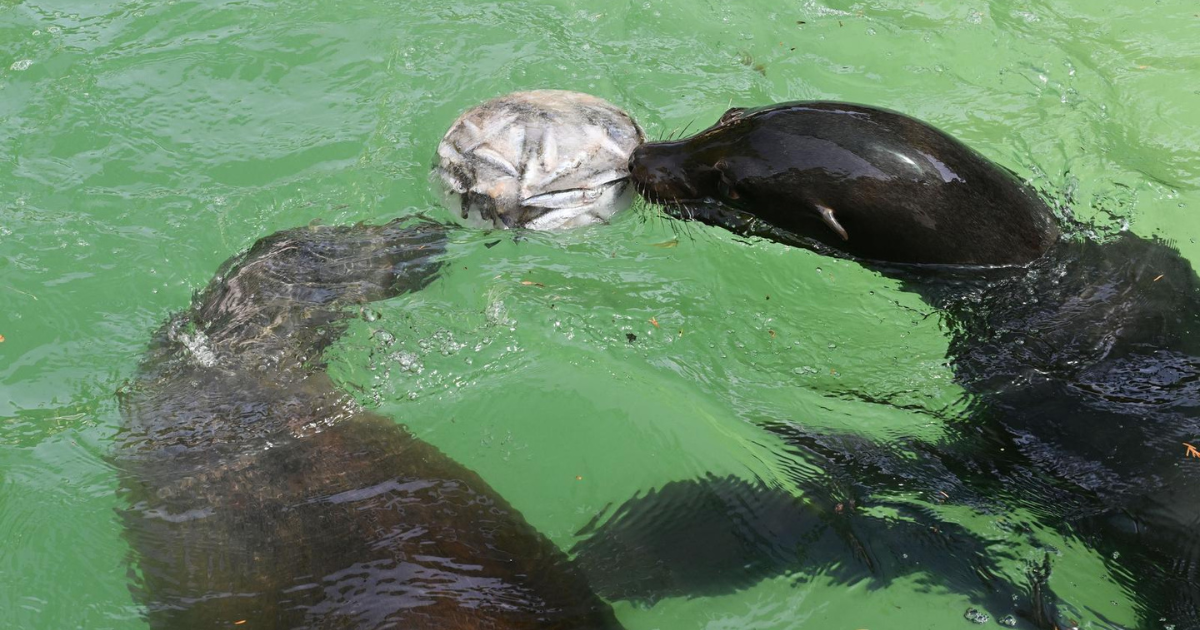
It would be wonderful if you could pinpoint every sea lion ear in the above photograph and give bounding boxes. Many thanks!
[718,107,746,125]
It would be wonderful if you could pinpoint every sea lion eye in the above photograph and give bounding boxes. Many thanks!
[717,177,740,200]
[713,161,740,200]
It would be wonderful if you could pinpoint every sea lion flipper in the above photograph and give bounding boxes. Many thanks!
[816,204,849,241]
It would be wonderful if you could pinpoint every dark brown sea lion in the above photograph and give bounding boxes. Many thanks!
[116,219,622,629]
[629,101,1059,266]
[629,101,1200,629]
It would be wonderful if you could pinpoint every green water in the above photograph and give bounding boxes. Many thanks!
[2,0,1198,627]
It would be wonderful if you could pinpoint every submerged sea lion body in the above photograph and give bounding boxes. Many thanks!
[630,101,1059,265]
[939,233,1200,627]
[117,220,621,628]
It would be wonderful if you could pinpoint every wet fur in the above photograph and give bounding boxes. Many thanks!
[116,220,622,629]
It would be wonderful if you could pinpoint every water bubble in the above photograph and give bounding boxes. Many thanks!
[964,608,990,624]
[9,59,33,71]
[999,615,1018,627]
[393,351,422,373]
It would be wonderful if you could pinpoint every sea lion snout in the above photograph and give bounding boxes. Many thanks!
[629,142,705,204]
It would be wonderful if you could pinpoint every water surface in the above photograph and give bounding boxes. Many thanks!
[2,0,1199,627]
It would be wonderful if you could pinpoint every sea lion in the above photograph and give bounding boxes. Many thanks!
[629,101,1059,265]
[435,90,644,230]
[116,219,623,628]
[630,100,1200,627]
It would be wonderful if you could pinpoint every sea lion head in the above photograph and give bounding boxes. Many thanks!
[435,90,645,231]
[628,107,749,207]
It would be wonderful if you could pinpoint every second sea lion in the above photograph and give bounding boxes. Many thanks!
[629,101,1059,266]
[629,100,1200,629]
[116,220,623,629]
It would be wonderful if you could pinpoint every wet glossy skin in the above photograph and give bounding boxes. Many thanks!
[633,102,1200,626]
[632,102,1200,626]
[630,102,1059,266]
